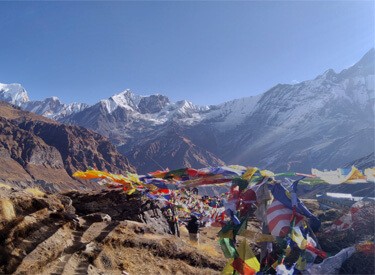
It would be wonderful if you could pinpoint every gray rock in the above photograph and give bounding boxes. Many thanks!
[84,212,112,222]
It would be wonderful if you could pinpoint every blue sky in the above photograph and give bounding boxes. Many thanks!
[0,1,374,105]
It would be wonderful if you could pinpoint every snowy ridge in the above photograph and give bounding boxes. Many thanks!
[22,97,89,120]
[101,90,142,113]
[98,89,210,125]
[203,94,262,130]
[0,83,89,119]
[0,83,262,128]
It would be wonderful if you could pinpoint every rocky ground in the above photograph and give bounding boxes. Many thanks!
[1,183,373,275]
[303,199,375,274]
[0,184,225,275]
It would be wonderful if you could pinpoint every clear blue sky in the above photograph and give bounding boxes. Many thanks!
[0,1,374,105]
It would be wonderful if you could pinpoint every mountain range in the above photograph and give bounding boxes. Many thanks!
[1,49,374,173]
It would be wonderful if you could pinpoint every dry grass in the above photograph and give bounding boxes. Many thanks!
[0,183,11,189]
[179,225,224,259]
[0,199,16,221]
[99,246,220,275]
[193,243,222,258]
[25,188,45,197]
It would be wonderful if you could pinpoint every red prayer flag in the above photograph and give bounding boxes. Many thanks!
[231,257,257,275]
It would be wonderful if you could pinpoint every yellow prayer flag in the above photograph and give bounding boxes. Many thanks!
[237,239,260,273]
[291,227,307,250]
[242,167,258,180]
[296,255,306,271]
[221,259,234,275]
[260,170,275,178]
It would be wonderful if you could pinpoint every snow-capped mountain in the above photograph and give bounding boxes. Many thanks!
[204,49,375,171]
[103,49,374,172]
[1,49,374,173]
[0,83,29,106]
[58,91,220,171]
[61,90,210,144]
[99,89,209,123]
[0,84,88,119]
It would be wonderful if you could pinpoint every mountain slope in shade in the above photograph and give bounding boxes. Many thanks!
[345,152,375,170]
[119,123,225,173]
[0,102,135,191]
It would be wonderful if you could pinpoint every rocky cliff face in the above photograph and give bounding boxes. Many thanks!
[0,102,135,191]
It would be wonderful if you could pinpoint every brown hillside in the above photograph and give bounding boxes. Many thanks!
[0,101,135,191]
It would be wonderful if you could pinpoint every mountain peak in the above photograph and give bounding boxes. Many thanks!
[105,89,140,112]
[45,96,61,103]
[0,83,29,106]
[338,48,374,79]
[315,68,337,80]
[51,96,60,101]
[357,48,375,66]
[115,89,134,97]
